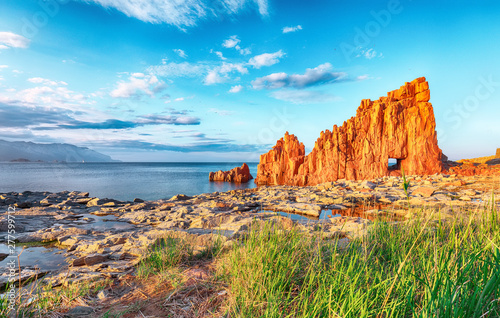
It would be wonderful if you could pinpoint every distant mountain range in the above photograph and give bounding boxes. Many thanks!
[0,140,119,162]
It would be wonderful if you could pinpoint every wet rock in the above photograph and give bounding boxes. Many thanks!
[72,254,108,267]
[86,198,122,207]
[169,194,192,201]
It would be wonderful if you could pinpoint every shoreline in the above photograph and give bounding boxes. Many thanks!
[0,173,499,314]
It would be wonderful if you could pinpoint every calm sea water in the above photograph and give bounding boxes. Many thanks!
[0,162,258,201]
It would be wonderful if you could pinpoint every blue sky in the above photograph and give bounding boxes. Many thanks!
[0,0,499,162]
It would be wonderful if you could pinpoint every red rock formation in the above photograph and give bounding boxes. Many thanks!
[255,77,443,186]
[445,162,500,176]
[209,163,253,183]
[496,148,500,158]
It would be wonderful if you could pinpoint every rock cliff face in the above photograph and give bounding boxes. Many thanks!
[255,77,443,186]
[496,148,500,158]
[209,163,253,183]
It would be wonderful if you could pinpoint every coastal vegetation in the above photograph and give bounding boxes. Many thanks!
[2,200,499,317]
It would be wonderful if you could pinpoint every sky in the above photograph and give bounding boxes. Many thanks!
[0,0,499,162]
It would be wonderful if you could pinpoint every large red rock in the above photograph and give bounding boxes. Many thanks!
[255,77,443,186]
[496,148,500,158]
[209,163,253,183]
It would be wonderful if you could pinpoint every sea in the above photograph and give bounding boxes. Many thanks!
[0,162,259,201]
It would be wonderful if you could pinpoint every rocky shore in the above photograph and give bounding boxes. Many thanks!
[0,173,499,303]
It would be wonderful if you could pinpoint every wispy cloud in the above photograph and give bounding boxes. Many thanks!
[282,25,302,34]
[270,90,338,104]
[208,108,235,116]
[204,62,248,85]
[147,61,206,77]
[110,73,166,98]
[96,138,264,153]
[1,82,90,110]
[0,101,201,131]
[173,49,187,58]
[248,50,285,69]
[355,47,383,60]
[213,50,226,60]
[82,0,269,28]
[222,35,251,55]
[252,63,346,89]
[28,77,68,86]
[0,32,30,50]
[222,35,240,48]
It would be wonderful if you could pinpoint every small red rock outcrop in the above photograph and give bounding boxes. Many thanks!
[255,77,443,186]
[444,161,500,176]
[496,148,500,158]
[209,163,253,183]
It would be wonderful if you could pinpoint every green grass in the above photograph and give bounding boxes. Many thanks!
[136,235,194,279]
[3,202,499,317]
[222,203,500,317]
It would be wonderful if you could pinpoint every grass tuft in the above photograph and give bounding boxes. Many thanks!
[221,204,500,317]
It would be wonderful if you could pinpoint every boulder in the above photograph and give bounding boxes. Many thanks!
[209,163,254,183]
[255,77,443,186]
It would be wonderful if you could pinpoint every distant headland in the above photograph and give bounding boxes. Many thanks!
[0,139,119,163]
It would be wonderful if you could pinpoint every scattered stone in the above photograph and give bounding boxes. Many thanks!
[0,175,498,300]
[412,187,435,197]
[169,194,192,201]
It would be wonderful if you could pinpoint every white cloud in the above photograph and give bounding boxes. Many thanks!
[28,77,68,86]
[254,0,268,15]
[110,73,166,98]
[355,47,383,60]
[0,65,8,69]
[248,50,285,69]
[222,35,251,55]
[204,70,225,85]
[204,62,247,85]
[148,62,206,77]
[252,63,347,89]
[214,51,226,60]
[173,49,187,58]
[229,85,243,93]
[238,47,251,55]
[282,25,302,34]
[83,0,269,27]
[222,35,240,48]
[2,81,92,110]
[270,90,338,104]
[174,97,184,102]
[219,62,247,74]
[172,116,200,125]
[356,74,370,81]
[0,32,30,49]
